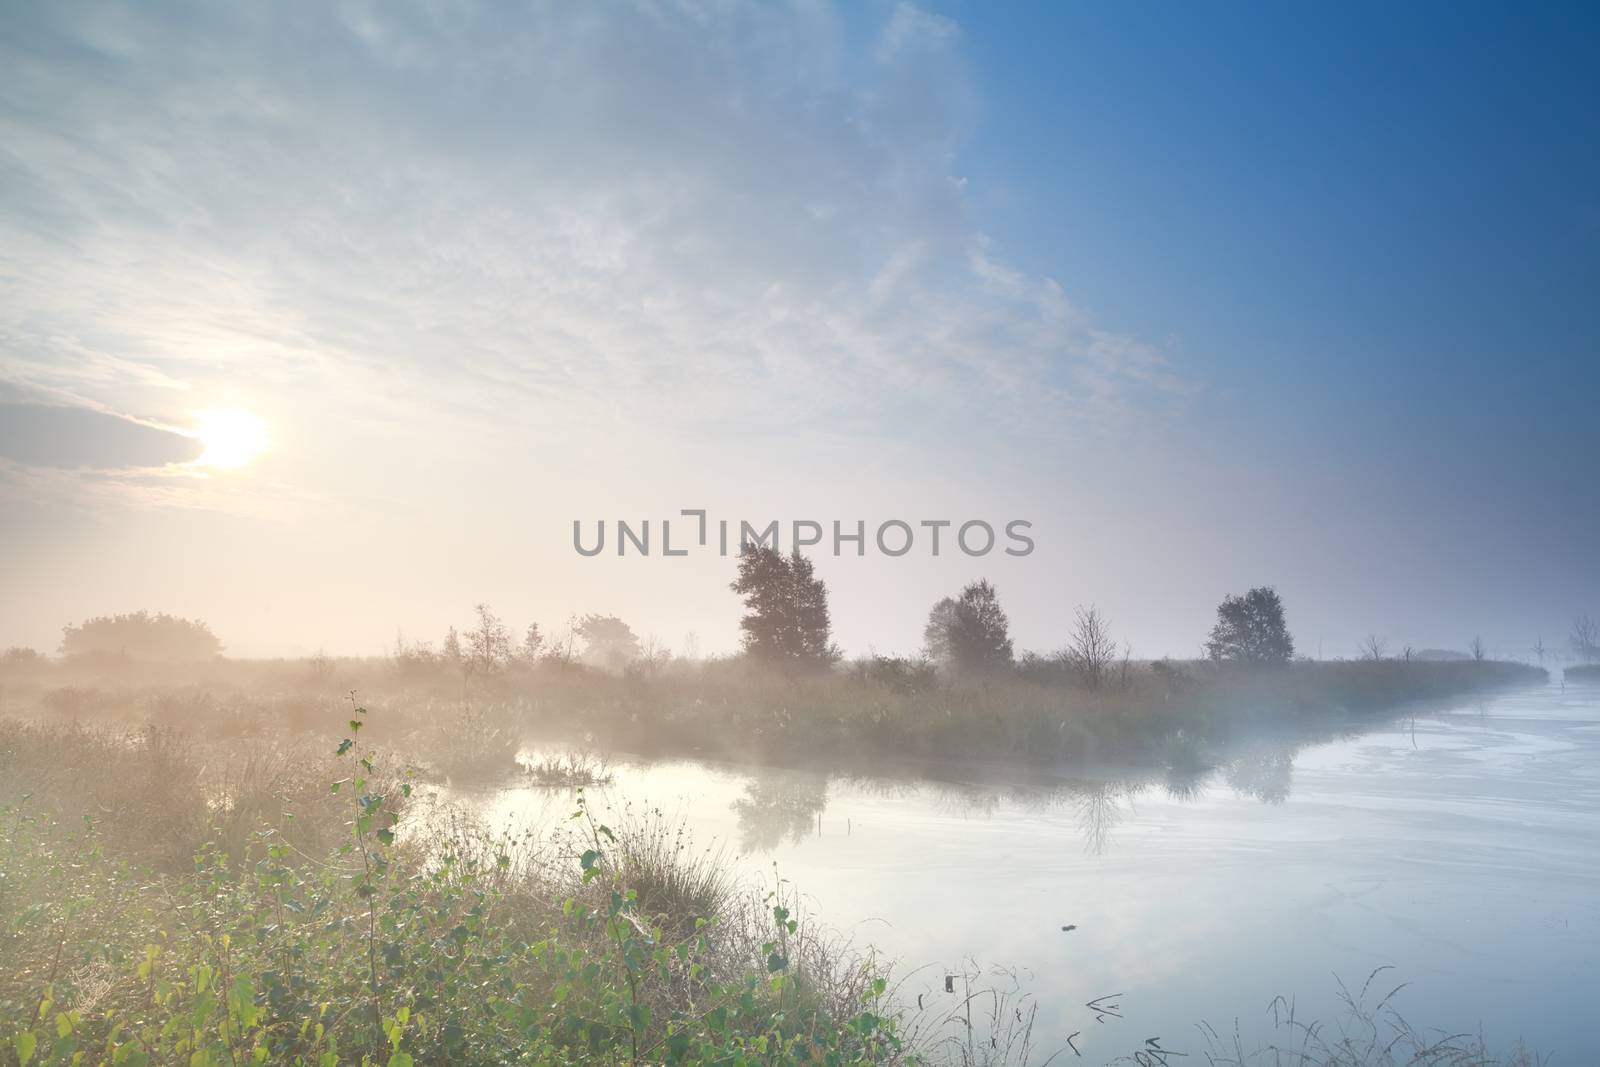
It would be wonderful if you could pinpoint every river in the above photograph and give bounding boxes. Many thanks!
[463,678,1598,1064]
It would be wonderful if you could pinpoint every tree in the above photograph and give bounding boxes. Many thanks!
[1468,634,1486,662]
[1064,605,1117,689]
[1204,586,1294,666]
[1359,633,1387,661]
[520,623,545,663]
[464,603,513,676]
[924,579,1013,675]
[576,614,641,671]
[729,544,839,668]
[1572,614,1599,664]
[544,615,580,666]
[60,611,222,661]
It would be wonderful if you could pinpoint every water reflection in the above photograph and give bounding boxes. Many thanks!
[1222,743,1295,804]
[1073,782,1129,855]
[479,682,1594,1060]
[730,771,829,850]
[715,750,1305,856]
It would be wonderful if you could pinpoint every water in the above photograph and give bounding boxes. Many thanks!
[466,680,1600,1063]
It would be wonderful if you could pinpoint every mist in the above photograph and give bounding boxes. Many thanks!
[1,3,1596,1065]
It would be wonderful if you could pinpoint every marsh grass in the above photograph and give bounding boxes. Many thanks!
[525,750,616,788]
[1199,967,1544,1067]
[1563,663,1600,683]
[0,711,908,1066]
[2,653,1546,775]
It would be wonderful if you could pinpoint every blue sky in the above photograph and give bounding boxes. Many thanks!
[962,2,1600,450]
[0,1,1594,659]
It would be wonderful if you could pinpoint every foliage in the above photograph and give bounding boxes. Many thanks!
[526,752,615,788]
[1205,586,1295,666]
[576,616,642,672]
[923,581,1013,675]
[729,546,840,669]
[0,710,909,1067]
[521,624,545,663]
[59,612,221,662]
[465,603,514,676]
[847,656,938,696]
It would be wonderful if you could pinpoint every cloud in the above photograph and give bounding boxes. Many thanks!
[0,0,1183,511]
[0,402,200,469]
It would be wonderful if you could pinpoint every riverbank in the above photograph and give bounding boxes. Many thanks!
[1565,663,1600,683]
[0,655,1548,782]
[0,713,903,1066]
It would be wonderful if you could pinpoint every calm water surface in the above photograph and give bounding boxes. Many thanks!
[462,680,1599,1063]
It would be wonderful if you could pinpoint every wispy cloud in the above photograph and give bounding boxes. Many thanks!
[0,1,1183,511]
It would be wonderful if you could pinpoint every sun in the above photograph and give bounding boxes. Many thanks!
[191,409,269,469]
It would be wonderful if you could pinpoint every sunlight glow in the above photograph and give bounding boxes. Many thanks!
[192,409,269,469]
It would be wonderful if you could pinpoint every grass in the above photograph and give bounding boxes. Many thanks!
[525,751,616,788]
[0,655,1549,783]
[1564,663,1600,683]
[1199,967,1543,1067]
[0,711,906,1067]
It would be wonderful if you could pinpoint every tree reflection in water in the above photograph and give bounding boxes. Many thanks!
[727,736,1302,856]
[731,772,829,851]
[1223,743,1295,804]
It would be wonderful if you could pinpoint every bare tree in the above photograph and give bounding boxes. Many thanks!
[1532,636,1546,666]
[1065,605,1118,689]
[519,623,544,664]
[462,603,513,676]
[1572,614,1599,663]
[544,615,579,665]
[1359,633,1387,661]
[638,634,673,673]
[1468,634,1486,662]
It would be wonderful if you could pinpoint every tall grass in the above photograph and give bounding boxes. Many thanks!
[1200,967,1543,1067]
[0,713,907,1066]
[0,655,1547,780]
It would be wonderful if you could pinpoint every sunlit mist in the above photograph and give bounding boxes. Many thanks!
[190,409,269,469]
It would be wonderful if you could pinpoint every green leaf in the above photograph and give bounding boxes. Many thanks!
[15,1031,37,1067]
[766,951,788,973]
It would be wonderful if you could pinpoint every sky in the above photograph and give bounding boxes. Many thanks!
[0,1,1596,661]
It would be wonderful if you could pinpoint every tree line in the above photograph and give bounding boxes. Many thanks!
[725,544,1295,681]
[31,548,1594,672]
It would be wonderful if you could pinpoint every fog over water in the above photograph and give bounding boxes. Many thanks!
[455,680,1600,1062]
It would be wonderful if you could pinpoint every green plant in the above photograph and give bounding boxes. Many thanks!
[0,704,912,1067]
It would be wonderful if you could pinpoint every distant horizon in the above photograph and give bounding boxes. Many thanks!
[14,589,1593,667]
